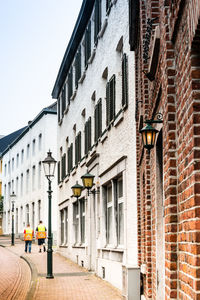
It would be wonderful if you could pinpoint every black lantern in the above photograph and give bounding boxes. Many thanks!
[140,123,159,152]
[42,150,57,179]
[140,113,163,153]
[71,181,83,198]
[81,170,95,190]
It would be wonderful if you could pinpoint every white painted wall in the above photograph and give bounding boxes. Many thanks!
[2,110,58,242]
[56,0,138,292]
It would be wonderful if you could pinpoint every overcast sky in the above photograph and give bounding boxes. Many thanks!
[0,0,82,136]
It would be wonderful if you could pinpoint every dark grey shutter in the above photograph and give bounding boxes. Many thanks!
[68,68,73,104]
[78,132,81,161]
[67,147,70,174]
[58,98,60,123]
[75,136,78,166]
[122,53,128,107]
[63,153,66,178]
[94,0,101,44]
[75,46,81,88]
[84,121,88,155]
[57,161,60,184]
[110,75,116,121]
[85,21,91,67]
[71,143,73,170]
[98,99,102,137]
[94,105,98,142]
[62,86,66,116]
[106,82,110,126]
[88,117,91,150]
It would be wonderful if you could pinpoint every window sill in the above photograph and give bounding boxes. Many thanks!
[98,18,108,39]
[100,131,108,144]
[64,105,69,115]
[114,110,124,127]
[80,157,86,167]
[59,244,68,248]
[88,48,96,64]
[70,90,77,101]
[78,71,86,84]
[72,168,77,176]
[72,244,86,249]
[100,247,124,253]
[58,182,63,188]
[64,175,69,183]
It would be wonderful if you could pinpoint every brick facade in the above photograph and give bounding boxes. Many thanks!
[134,0,200,298]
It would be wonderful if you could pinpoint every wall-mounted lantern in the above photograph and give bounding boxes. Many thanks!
[71,181,83,199]
[81,170,99,196]
[140,113,163,153]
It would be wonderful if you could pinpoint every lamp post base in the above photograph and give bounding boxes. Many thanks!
[46,274,54,279]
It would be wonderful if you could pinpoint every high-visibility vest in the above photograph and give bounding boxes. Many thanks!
[37,224,46,239]
[24,228,33,241]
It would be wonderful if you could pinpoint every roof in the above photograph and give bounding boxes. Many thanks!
[0,126,27,155]
[0,101,57,157]
[52,0,95,99]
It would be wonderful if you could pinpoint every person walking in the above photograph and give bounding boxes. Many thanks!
[36,220,47,253]
[24,223,34,253]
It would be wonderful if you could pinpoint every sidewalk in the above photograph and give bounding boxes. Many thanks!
[0,236,123,300]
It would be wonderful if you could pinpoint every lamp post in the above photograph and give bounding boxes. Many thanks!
[10,191,16,246]
[42,150,57,279]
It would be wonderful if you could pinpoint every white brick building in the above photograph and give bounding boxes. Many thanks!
[1,103,58,242]
[52,0,139,296]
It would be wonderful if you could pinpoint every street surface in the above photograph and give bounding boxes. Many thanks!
[0,236,123,300]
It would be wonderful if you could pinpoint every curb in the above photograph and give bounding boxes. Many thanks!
[20,255,38,300]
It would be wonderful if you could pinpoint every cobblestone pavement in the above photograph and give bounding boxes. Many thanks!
[0,236,123,300]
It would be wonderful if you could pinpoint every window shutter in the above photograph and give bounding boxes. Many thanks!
[62,85,66,116]
[94,105,98,142]
[75,46,81,88]
[110,75,116,121]
[85,22,91,67]
[71,143,73,170]
[75,136,78,166]
[68,68,73,104]
[57,161,60,184]
[58,98,60,123]
[94,0,101,44]
[98,99,102,138]
[106,82,110,126]
[63,153,66,178]
[84,121,88,155]
[88,117,91,150]
[78,132,81,162]
[122,53,128,107]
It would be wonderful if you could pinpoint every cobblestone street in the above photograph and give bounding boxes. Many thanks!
[0,236,123,300]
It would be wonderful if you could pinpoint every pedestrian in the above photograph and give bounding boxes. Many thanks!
[24,223,34,253]
[36,220,47,253]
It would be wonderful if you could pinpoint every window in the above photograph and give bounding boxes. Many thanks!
[4,164,6,176]
[85,117,91,154]
[21,150,24,163]
[21,174,23,196]
[26,204,29,225]
[75,132,81,166]
[67,143,73,173]
[106,75,116,125]
[85,21,91,67]
[80,199,85,243]
[58,97,61,123]
[106,0,112,13]
[38,162,41,189]
[94,0,102,44]
[32,202,35,230]
[8,161,10,174]
[122,53,128,107]
[16,177,19,195]
[27,144,30,159]
[0,160,2,173]
[104,176,124,246]
[17,154,19,168]
[61,85,66,117]
[32,140,36,156]
[12,158,14,171]
[75,46,82,88]
[38,200,41,222]
[38,134,42,151]
[94,99,102,142]
[60,207,69,245]
[26,169,29,193]
[32,166,36,191]
[68,68,73,104]
[61,153,66,180]
[57,161,61,184]
[73,201,79,244]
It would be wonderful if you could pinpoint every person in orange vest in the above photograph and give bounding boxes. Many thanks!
[24,223,34,253]
[36,220,47,253]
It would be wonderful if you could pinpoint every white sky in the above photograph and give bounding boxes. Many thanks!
[0,0,83,136]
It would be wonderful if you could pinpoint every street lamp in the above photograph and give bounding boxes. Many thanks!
[10,191,16,246]
[42,150,57,279]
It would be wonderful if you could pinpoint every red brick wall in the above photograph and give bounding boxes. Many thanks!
[135,0,200,298]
